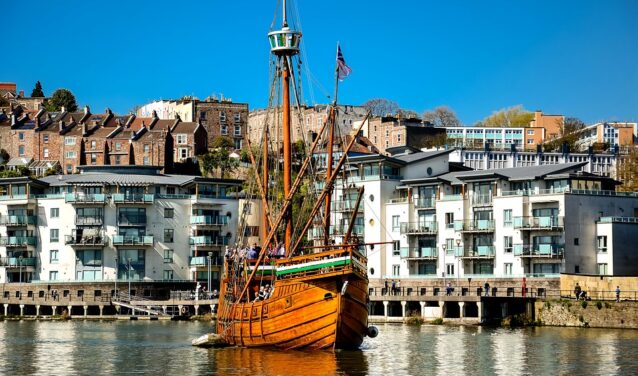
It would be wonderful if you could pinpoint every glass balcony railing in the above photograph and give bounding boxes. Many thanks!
[65,193,106,204]
[111,235,154,246]
[414,197,435,209]
[0,215,37,226]
[513,216,564,229]
[65,234,107,246]
[400,222,437,234]
[454,220,495,232]
[112,193,155,203]
[75,216,103,226]
[471,194,493,206]
[514,244,564,257]
[400,247,438,258]
[189,236,230,247]
[0,236,37,247]
[190,216,229,226]
[0,257,36,267]
[189,256,223,267]
[330,225,364,237]
[460,246,496,257]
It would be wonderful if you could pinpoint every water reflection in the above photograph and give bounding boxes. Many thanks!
[1,321,638,375]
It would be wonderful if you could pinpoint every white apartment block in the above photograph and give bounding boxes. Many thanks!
[321,150,638,281]
[0,166,241,287]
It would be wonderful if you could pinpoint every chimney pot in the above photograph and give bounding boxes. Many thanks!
[19,90,24,98]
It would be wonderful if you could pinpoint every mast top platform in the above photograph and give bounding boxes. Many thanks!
[268,26,302,56]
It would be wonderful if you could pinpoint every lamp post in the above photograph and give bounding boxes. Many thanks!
[114,255,118,299]
[127,257,132,299]
[456,239,461,285]
[207,252,212,299]
[18,255,23,299]
[441,244,447,289]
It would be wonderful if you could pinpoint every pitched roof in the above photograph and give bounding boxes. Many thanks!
[172,121,198,133]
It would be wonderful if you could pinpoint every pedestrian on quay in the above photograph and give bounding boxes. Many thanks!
[446,282,453,296]
[484,282,490,297]
[391,280,396,295]
[616,286,621,302]
[384,279,389,295]
[574,283,582,300]
[396,280,401,296]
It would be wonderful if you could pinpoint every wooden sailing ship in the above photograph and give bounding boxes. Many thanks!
[214,0,373,350]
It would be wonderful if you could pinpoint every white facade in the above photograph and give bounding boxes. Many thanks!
[0,171,242,285]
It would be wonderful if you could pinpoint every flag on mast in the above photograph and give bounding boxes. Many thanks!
[336,45,352,81]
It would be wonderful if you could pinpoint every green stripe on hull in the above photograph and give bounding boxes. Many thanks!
[276,259,351,276]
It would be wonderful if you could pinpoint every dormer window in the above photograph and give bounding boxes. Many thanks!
[65,136,76,146]
[176,134,187,144]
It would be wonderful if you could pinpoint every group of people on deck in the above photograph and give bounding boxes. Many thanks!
[254,284,274,302]
[225,243,286,264]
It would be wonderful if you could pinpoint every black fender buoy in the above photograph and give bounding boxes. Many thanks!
[181,306,188,315]
[367,326,379,338]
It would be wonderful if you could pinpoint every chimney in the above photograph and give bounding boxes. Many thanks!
[61,106,66,113]
[10,114,16,126]
[59,120,65,131]
[19,90,24,98]
[84,105,90,115]
[106,108,113,115]
[152,110,158,119]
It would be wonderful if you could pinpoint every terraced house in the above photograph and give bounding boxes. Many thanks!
[0,166,242,287]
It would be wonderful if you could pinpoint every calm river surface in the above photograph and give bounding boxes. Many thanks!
[1,321,637,375]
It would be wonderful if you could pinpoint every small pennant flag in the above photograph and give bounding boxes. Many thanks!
[336,45,352,81]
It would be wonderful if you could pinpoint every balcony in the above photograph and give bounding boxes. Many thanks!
[414,197,435,209]
[112,193,155,204]
[400,222,437,235]
[332,201,363,213]
[0,236,37,247]
[471,194,492,206]
[440,194,463,201]
[307,228,325,240]
[459,246,496,258]
[0,215,37,226]
[75,216,103,226]
[514,244,564,258]
[189,236,230,248]
[514,216,564,230]
[0,257,36,268]
[117,215,147,226]
[454,220,495,232]
[190,215,228,226]
[111,235,154,246]
[189,256,223,267]
[65,234,107,247]
[330,225,364,237]
[65,193,107,204]
[400,246,438,259]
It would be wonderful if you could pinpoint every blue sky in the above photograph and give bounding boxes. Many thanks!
[5,0,637,124]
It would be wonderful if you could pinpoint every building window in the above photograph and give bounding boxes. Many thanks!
[166,187,176,195]
[176,134,187,144]
[50,250,59,263]
[393,241,400,256]
[144,144,150,152]
[43,148,49,158]
[392,215,400,232]
[65,137,76,145]
[164,249,174,263]
[597,236,607,252]
[65,151,76,159]
[164,208,174,218]
[234,139,242,149]
[91,154,97,165]
[445,213,454,229]
[18,132,25,141]
[504,236,513,253]
[91,140,97,149]
[164,229,174,243]
[66,164,73,173]
[143,156,150,165]
[234,126,241,136]
[50,208,59,218]
[49,271,58,281]
[50,229,59,243]
[392,264,400,276]
[598,263,608,275]
[446,264,455,276]
[43,134,49,143]
[115,155,121,165]
[527,139,534,144]
[115,142,122,151]
[527,129,534,135]
[18,145,25,156]
[221,125,228,135]
[220,112,226,122]
[574,238,579,246]
[179,148,188,160]
[504,263,513,275]
[234,113,241,122]
[503,209,512,227]
[163,270,174,280]
[397,134,401,143]
[199,111,206,120]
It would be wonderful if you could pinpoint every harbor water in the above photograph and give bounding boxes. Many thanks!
[1,321,638,375]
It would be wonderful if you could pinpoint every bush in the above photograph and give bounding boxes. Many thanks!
[581,301,588,309]
[544,301,552,309]
[430,318,444,325]
[406,316,424,326]
[596,301,603,310]
[604,302,612,309]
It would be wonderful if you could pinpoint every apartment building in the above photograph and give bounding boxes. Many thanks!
[573,122,637,152]
[319,150,638,281]
[0,166,242,287]
[364,116,446,154]
[248,104,367,145]
[137,98,249,150]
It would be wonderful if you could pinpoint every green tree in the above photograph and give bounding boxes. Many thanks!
[422,106,461,127]
[0,96,8,107]
[618,147,638,192]
[479,105,534,127]
[44,88,78,112]
[31,81,45,97]
[0,149,9,164]
[201,136,240,178]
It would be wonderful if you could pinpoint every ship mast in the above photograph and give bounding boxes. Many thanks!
[268,0,301,252]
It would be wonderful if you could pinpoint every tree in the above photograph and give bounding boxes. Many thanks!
[543,117,587,152]
[201,136,240,178]
[31,81,45,97]
[479,105,534,127]
[422,106,461,127]
[397,109,419,119]
[618,147,638,192]
[563,117,586,135]
[44,88,78,112]
[0,149,9,164]
[362,98,399,117]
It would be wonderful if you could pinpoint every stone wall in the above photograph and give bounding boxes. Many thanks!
[561,274,638,300]
[536,299,638,329]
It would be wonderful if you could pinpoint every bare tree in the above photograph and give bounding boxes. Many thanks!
[422,106,460,127]
[362,98,399,117]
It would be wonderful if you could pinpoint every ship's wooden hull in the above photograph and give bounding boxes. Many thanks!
[217,273,368,350]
